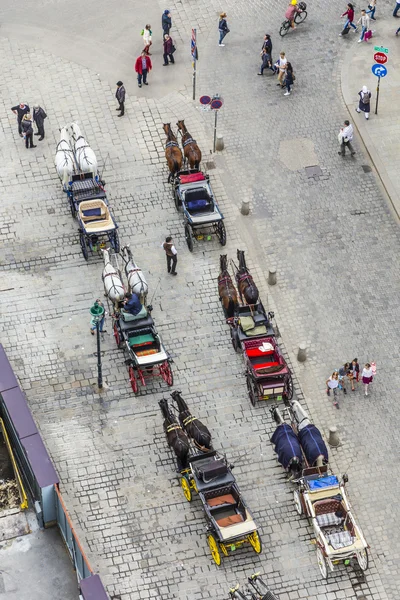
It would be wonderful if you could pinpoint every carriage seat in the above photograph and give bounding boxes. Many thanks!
[185,189,212,213]
[206,494,236,508]
[216,513,244,527]
[79,200,114,232]
[314,498,347,529]
[119,314,154,332]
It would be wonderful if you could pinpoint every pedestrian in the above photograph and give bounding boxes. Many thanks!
[393,0,400,16]
[362,362,374,396]
[90,300,106,334]
[143,24,152,55]
[122,292,148,320]
[261,33,272,54]
[258,48,273,75]
[163,34,175,65]
[357,9,370,42]
[284,61,294,95]
[351,358,360,388]
[396,26,400,34]
[162,236,178,275]
[340,3,357,35]
[135,51,152,88]
[32,105,47,140]
[326,371,340,408]
[356,85,371,120]
[11,102,30,137]
[21,114,36,149]
[367,0,377,20]
[162,10,172,38]
[218,13,230,47]
[285,0,301,29]
[115,81,125,116]
[338,363,352,395]
[338,120,356,156]
[275,51,287,87]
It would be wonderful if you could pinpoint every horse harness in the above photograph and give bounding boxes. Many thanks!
[218,275,235,299]
[183,137,196,147]
[182,415,198,427]
[166,423,183,433]
[166,140,179,149]
[237,272,254,284]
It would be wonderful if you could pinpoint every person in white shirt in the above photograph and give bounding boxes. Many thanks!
[357,9,370,42]
[276,51,288,87]
[162,236,178,275]
[143,24,152,55]
[338,120,356,156]
[361,363,374,396]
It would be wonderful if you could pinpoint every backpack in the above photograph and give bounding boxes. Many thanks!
[361,92,370,104]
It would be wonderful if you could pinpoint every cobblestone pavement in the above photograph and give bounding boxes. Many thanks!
[0,0,399,599]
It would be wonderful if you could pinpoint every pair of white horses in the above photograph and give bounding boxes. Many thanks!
[55,123,98,189]
[102,246,149,307]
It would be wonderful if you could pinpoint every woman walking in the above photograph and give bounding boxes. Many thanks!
[367,0,377,20]
[340,3,357,34]
[218,13,229,47]
[143,24,152,55]
[362,363,374,396]
[326,371,340,408]
[284,61,294,95]
[356,85,371,120]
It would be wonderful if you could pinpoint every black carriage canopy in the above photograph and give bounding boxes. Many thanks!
[271,424,302,470]
[298,425,329,466]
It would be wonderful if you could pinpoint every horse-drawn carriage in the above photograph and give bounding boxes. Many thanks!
[55,123,119,260]
[160,395,262,566]
[218,252,293,406]
[229,573,279,600]
[271,400,369,578]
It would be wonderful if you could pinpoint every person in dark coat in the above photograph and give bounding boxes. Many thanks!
[32,105,47,140]
[163,34,175,65]
[258,47,273,75]
[135,51,152,87]
[355,85,371,120]
[162,10,172,38]
[218,13,229,46]
[21,114,36,149]
[11,102,30,137]
[115,81,126,116]
[284,61,294,95]
[261,33,272,54]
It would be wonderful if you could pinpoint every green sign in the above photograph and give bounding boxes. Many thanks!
[374,45,389,54]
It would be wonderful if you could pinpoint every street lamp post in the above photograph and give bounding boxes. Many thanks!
[90,301,105,389]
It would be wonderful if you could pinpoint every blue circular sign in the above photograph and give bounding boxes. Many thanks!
[371,64,388,78]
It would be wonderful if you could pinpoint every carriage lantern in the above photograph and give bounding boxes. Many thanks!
[90,300,105,389]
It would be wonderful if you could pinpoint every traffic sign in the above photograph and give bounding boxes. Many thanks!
[374,45,389,54]
[191,28,198,60]
[374,52,388,64]
[371,64,387,78]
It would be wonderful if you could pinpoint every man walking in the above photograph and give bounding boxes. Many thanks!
[135,52,152,88]
[115,81,125,116]
[11,102,30,137]
[338,120,356,156]
[32,105,47,140]
[162,236,178,275]
[162,10,172,38]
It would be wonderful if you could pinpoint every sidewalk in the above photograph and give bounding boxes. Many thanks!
[341,15,400,218]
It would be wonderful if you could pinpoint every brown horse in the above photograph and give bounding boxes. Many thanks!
[235,250,259,305]
[163,123,183,182]
[218,254,239,318]
[176,120,202,169]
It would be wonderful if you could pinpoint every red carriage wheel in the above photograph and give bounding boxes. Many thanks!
[161,362,174,386]
[138,369,146,386]
[128,366,138,393]
[113,323,121,348]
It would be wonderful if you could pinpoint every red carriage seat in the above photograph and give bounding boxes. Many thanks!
[179,172,205,184]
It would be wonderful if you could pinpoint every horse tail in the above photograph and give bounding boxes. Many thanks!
[226,297,235,318]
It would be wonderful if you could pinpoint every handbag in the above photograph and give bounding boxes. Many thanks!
[171,44,176,53]
[341,25,350,35]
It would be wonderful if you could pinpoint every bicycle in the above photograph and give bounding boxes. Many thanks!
[279,2,307,37]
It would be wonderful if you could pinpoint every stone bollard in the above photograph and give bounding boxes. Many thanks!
[297,344,307,362]
[215,134,224,151]
[328,426,341,448]
[240,200,250,215]
[268,267,277,286]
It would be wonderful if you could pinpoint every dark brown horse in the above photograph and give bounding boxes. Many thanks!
[159,399,190,469]
[163,123,183,182]
[218,254,239,318]
[235,250,259,305]
[171,391,212,452]
[176,120,202,169]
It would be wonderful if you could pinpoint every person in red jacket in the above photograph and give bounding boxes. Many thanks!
[135,51,152,88]
[340,3,357,34]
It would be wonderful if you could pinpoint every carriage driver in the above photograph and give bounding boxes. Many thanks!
[122,292,148,320]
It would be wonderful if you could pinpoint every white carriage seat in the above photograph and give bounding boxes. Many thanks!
[326,531,354,550]
[217,509,257,541]
[79,200,114,232]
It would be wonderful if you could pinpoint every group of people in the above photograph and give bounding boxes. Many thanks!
[326,360,376,407]
[258,39,295,96]
[11,102,47,149]
[340,3,376,42]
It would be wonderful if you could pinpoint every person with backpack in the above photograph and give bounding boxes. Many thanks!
[339,3,357,35]
[218,13,230,46]
[356,85,371,119]
[357,9,370,42]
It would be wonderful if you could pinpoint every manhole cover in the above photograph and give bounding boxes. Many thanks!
[206,161,216,170]
[305,165,323,177]
[362,165,372,173]
[47,208,55,214]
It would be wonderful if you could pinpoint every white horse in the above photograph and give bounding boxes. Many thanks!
[101,248,125,306]
[55,127,76,189]
[122,245,149,305]
[70,122,98,176]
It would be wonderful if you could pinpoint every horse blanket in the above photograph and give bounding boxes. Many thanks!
[298,424,328,466]
[271,424,302,470]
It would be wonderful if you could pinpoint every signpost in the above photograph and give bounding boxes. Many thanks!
[374,45,389,54]
[373,52,387,64]
[191,28,198,100]
[90,300,105,389]
[199,95,224,152]
[371,63,388,115]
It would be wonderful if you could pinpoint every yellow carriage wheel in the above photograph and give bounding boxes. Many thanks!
[220,542,229,556]
[207,534,221,566]
[181,477,192,502]
[249,531,262,554]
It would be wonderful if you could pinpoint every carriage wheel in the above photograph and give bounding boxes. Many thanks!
[284,374,294,400]
[128,366,138,393]
[110,230,120,253]
[294,10,307,23]
[279,20,290,36]
[181,477,192,502]
[173,189,181,211]
[184,224,194,252]
[70,200,76,219]
[248,531,262,554]
[293,490,303,515]
[246,373,258,407]
[113,323,122,348]
[230,328,240,353]
[161,362,174,386]
[79,231,89,260]
[216,221,226,246]
[316,547,328,579]
[207,534,221,566]
[357,548,369,571]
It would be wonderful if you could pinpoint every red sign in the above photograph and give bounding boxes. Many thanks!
[374,52,388,64]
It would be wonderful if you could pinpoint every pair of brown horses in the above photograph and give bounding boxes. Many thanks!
[163,121,202,182]
[218,251,259,318]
